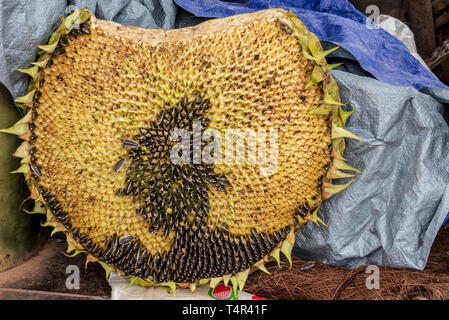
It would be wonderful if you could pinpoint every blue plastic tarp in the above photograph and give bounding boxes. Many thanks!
[174,0,448,91]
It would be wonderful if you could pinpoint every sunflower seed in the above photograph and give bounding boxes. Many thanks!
[80,23,90,34]
[301,261,315,270]
[113,158,126,173]
[53,46,65,56]
[30,164,42,178]
[123,139,140,149]
[119,235,134,245]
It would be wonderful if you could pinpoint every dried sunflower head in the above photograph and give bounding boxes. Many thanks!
[2,8,360,292]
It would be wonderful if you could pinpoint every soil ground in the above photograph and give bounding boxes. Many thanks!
[0,234,110,298]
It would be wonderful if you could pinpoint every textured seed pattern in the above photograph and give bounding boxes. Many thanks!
[120,96,229,238]
[30,10,332,283]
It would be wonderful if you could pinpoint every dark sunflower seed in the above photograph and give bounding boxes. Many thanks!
[113,158,126,173]
[80,23,90,34]
[119,235,134,246]
[30,164,42,178]
[123,139,140,149]
[301,261,316,270]
[124,182,134,195]
[53,46,65,56]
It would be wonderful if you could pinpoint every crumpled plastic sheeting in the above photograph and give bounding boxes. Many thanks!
[174,0,448,91]
[294,70,449,270]
[0,0,177,98]
[376,14,430,72]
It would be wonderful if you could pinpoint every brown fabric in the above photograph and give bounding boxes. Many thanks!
[245,227,449,300]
